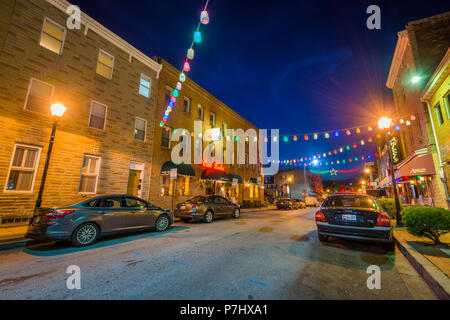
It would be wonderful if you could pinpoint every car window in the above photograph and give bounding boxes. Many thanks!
[124,197,147,208]
[186,196,204,203]
[96,197,121,208]
[323,195,379,209]
[212,196,227,204]
[81,199,98,207]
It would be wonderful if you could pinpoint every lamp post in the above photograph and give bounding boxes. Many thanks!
[378,117,402,225]
[34,103,66,211]
[287,177,292,198]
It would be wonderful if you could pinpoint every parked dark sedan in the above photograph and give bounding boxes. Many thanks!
[174,195,240,223]
[276,198,295,210]
[315,193,394,250]
[292,198,306,209]
[26,195,174,247]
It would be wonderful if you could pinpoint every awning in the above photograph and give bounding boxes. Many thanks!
[160,161,195,177]
[228,174,243,184]
[394,153,436,179]
[201,169,230,182]
[249,178,258,185]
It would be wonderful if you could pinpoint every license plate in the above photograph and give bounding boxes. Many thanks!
[342,214,357,221]
[180,206,186,210]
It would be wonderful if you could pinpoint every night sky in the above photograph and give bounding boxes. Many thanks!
[71,0,449,181]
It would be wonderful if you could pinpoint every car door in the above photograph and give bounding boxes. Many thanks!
[211,196,226,216]
[219,196,235,215]
[123,196,157,229]
[96,197,129,233]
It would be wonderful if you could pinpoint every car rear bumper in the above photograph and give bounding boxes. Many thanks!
[174,210,203,220]
[26,224,71,241]
[316,221,393,243]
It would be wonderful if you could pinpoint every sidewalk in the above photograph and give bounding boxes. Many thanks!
[393,228,450,300]
[0,225,28,243]
[241,205,276,213]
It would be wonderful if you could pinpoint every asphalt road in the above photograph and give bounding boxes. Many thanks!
[0,207,436,299]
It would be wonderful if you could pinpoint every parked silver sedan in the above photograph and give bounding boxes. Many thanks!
[26,195,174,247]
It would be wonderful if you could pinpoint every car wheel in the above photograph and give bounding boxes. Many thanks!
[203,210,214,223]
[71,223,99,247]
[232,208,240,219]
[155,215,170,231]
[318,232,329,242]
[382,241,395,252]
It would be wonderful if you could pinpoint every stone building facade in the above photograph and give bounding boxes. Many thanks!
[0,0,161,224]
[148,58,264,210]
[384,12,450,208]
[264,168,323,199]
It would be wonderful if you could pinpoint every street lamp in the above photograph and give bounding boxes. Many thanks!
[34,103,67,211]
[287,177,292,198]
[364,168,371,174]
[378,116,402,225]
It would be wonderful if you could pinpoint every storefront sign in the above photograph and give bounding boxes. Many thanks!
[201,159,225,171]
[232,178,238,187]
[170,168,177,180]
[257,177,262,187]
[389,137,402,164]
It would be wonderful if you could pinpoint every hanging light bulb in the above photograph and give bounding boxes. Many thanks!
[179,73,186,83]
[183,61,190,72]
[283,136,288,142]
[194,31,202,43]
[346,145,350,150]
[368,126,373,131]
[346,130,351,135]
[399,119,404,124]
[368,137,373,142]
[411,115,416,121]
[406,120,411,126]
[172,89,179,97]
[353,144,357,148]
[325,132,330,139]
[176,82,182,91]
[304,134,309,141]
[293,135,298,141]
[361,140,365,145]
[334,131,339,137]
[339,148,343,152]
[313,133,318,139]
[171,96,176,103]
[356,128,361,134]
[200,10,209,24]
[187,48,194,60]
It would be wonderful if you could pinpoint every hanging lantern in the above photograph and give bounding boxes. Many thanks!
[179,73,186,82]
[194,31,202,43]
[173,89,179,97]
[356,128,361,134]
[293,135,298,141]
[313,133,318,139]
[183,61,190,72]
[176,82,182,91]
[304,134,309,141]
[171,96,176,103]
[346,130,351,135]
[200,10,209,24]
[187,48,194,60]
[325,132,330,139]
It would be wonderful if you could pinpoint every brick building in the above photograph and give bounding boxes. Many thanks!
[264,168,323,199]
[0,0,161,225]
[148,58,264,210]
[384,12,450,208]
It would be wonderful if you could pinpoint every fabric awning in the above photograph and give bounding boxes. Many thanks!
[228,174,243,184]
[394,153,436,179]
[201,169,230,182]
[160,161,195,177]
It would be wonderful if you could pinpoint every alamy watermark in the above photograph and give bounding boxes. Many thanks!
[66,265,81,290]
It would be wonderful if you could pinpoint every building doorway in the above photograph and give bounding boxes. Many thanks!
[127,162,144,197]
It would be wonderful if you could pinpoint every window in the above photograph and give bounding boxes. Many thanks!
[89,101,107,130]
[124,197,147,208]
[161,127,172,149]
[435,103,444,126]
[444,94,450,119]
[96,50,114,79]
[165,86,173,105]
[134,117,146,141]
[96,197,121,208]
[39,18,66,55]
[197,104,204,120]
[139,74,151,98]
[5,144,41,192]
[210,112,216,127]
[24,78,54,114]
[78,155,101,194]
[183,96,191,114]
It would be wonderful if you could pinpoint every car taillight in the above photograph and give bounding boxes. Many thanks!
[45,209,75,219]
[376,212,390,227]
[191,204,197,209]
[315,210,326,222]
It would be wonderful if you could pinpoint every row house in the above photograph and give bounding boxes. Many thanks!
[0,0,161,225]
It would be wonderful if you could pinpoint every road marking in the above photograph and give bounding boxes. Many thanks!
[169,260,186,265]
[248,279,267,286]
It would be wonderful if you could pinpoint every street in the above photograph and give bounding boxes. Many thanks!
[0,207,436,300]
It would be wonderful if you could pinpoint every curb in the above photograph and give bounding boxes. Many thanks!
[393,229,450,300]
[241,207,276,213]
[0,237,29,251]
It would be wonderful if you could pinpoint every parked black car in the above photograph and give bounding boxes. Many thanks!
[315,193,394,250]
[26,195,173,247]
[276,198,295,210]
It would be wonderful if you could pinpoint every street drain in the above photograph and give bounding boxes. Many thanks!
[259,227,273,232]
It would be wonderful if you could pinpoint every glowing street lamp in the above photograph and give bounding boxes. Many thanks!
[378,117,392,130]
[34,103,67,210]
[364,168,371,174]
[287,177,293,198]
[411,75,421,84]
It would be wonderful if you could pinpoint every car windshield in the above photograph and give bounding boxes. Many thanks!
[323,195,379,209]
[186,196,205,203]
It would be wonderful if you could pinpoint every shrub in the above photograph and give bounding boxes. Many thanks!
[377,198,404,219]
[401,206,450,245]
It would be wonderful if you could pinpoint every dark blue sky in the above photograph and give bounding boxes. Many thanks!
[72,0,449,181]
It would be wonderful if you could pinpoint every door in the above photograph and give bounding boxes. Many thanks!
[122,196,157,228]
[96,197,130,233]
[127,169,141,196]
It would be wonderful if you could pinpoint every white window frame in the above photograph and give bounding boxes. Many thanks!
[39,17,67,55]
[161,127,172,149]
[197,104,204,120]
[139,73,151,98]
[88,100,108,131]
[4,144,42,193]
[96,49,115,80]
[183,96,191,114]
[78,155,101,194]
[134,117,147,142]
[23,78,55,115]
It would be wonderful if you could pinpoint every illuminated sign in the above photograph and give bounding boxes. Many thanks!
[389,137,402,164]
[201,159,225,171]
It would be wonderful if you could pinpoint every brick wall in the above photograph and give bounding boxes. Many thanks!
[0,0,160,220]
